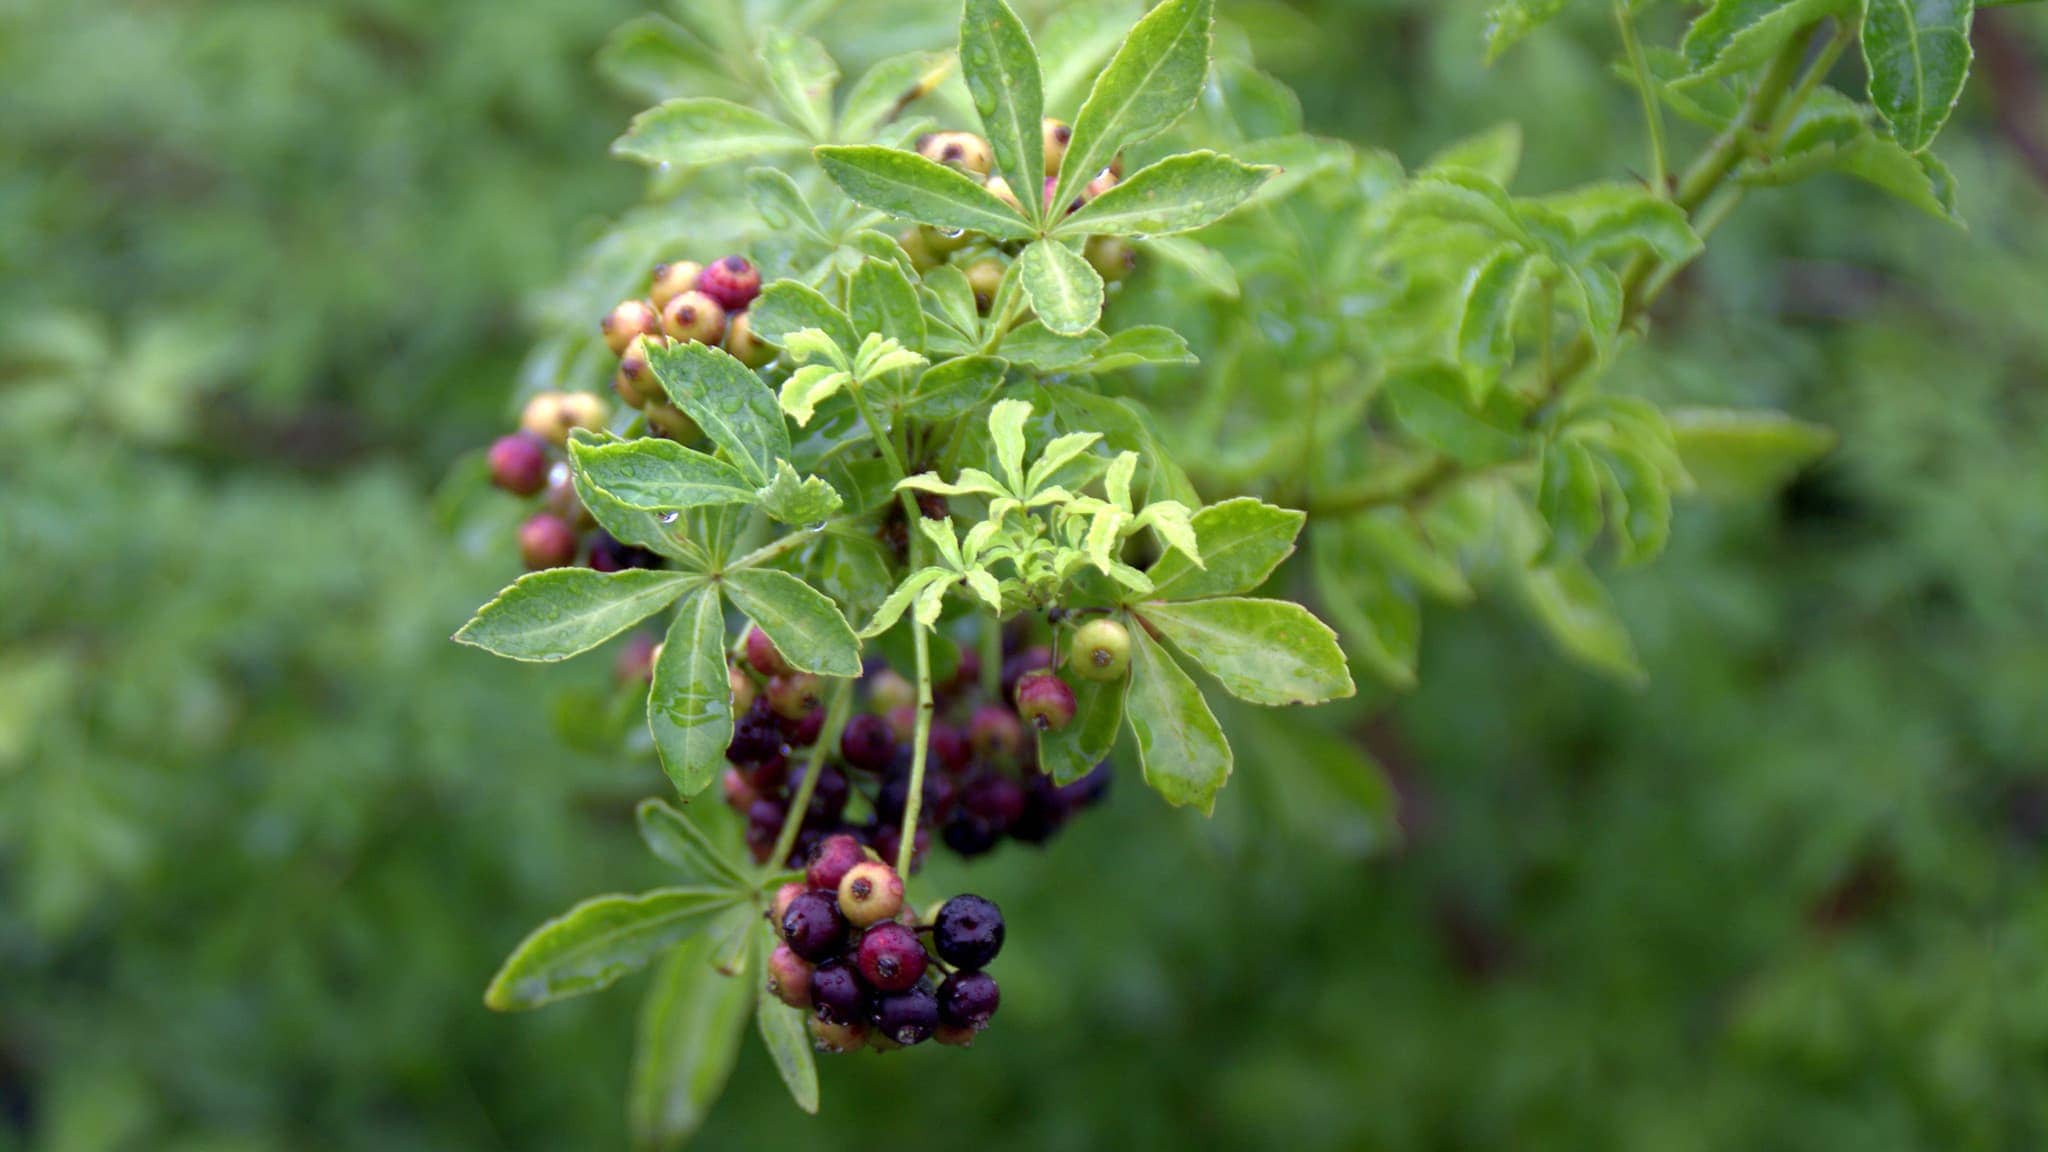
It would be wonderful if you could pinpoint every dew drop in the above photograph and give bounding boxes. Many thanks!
[659,511,681,524]
[940,228,966,239]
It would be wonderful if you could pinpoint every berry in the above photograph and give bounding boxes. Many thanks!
[1057,762,1112,808]
[981,176,1022,214]
[727,699,786,764]
[898,226,940,271]
[931,723,971,774]
[614,632,659,685]
[1085,234,1136,283]
[772,882,805,926]
[794,764,850,824]
[644,401,701,442]
[806,833,866,894]
[935,1023,977,1047]
[520,391,608,445]
[721,766,758,810]
[487,433,550,496]
[1015,671,1075,731]
[808,958,869,1025]
[728,664,757,715]
[601,299,663,355]
[747,754,790,793]
[766,672,822,720]
[724,310,773,369]
[857,921,929,992]
[937,969,1000,1030]
[660,290,727,345]
[541,466,590,528]
[588,531,657,573]
[1069,618,1133,681]
[767,944,815,1009]
[917,131,994,176]
[868,669,915,714]
[968,704,1025,761]
[696,255,762,311]
[920,224,970,257]
[1042,118,1072,176]
[612,333,670,407]
[807,1015,868,1053]
[942,814,1001,858]
[838,860,905,927]
[885,705,918,745]
[874,823,931,873]
[517,513,578,570]
[649,260,702,308]
[878,769,955,825]
[871,980,940,1046]
[780,890,847,962]
[933,895,1004,969]
[1085,169,1119,200]
[744,625,793,677]
[961,772,1026,833]
[840,713,897,774]
[965,258,1005,313]
[780,706,825,747]
[1000,645,1054,702]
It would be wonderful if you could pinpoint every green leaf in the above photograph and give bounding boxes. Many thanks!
[1863,0,1975,152]
[1141,598,1355,706]
[1599,446,1674,564]
[570,438,758,513]
[903,355,1008,422]
[960,0,1047,226]
[629,937,753,1152]
[722,568,863,677]
[755,460,845,525]
[815,145,1036,240]
[648,586,735,797]
[1748,125,1962,220]
[1561,261,1624,362]
[1124,617,1233,814]
[754,924,820,1113]
[1054,0,1216,211]
[1073,326,1197,372]
[1681,0,1850,80]
[1038,673,1127,784]
[850,259,928,349]
[1314,535,1421,690]
[483,888,743,1011]
[1056,151,1275,237]
[568,437,698,563]
[1018,239,1104,335]
[761,31,838,140]
[748,281,858,352]
[988,398,1033,492]
[454,569,699,663]
[648,341,792,488]
[1146,497,1303,600]
[635,798,750,888]
[1396,170,1528,242]
[1483,0,1571,62]
[998,321,1107,370]
[1537,438,1606,561]
[840,50,945,141]
[1384,363,1527,466]
[1424,122,1525,184]
[1521,559,1645,683]
[1139,235,1240,297]
[747,167,825,238]
[1458,245,1534,382]
[613,98,808,167]
[1667,406,1837,494]
[1570,191,1704,264]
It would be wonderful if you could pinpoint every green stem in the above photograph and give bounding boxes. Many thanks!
[726,518,855,573]
[848,383,910,480]
[980,614,1003,700]
[1615,0,1669,192]
[896,624,934,877]
[766,679,855,873]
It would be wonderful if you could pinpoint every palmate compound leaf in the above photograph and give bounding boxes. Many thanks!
[483,887,746,1011]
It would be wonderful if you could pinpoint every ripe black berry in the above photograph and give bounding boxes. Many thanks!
[838,860,905,927]
[806,833,866,894]
[487,433,550,496]
[937,969,1000,1030]
[1069,618,1133,681]
[1057,762,1111,809]
[793,764,849,823]
[808,958,869,1026]
[697,255,762,311]
[961,772,1025,832]
[857,921,929,992]
[871,980,941,1046]
[1009,774,1067,844]
[1014,670,1077,732]
[839,713,897,774]
[780,890,846,963]
[941,814,1000,858]
[517,513,578,570]
[744,625,792,678]
[933,895,1004,969]
[767,944,815,1010]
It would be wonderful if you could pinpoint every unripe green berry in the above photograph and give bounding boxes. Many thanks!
[838,860,905,927]
[660,290,728,345]
[601,299,663,356]
[868,668,915,714]
[1069,618,1132,681]
[917,130,994,176]
[644,401,700,442]
[723,310,773,369]
[649,260,702,309]
[898,226,941,272]
[1085,235,1136,284]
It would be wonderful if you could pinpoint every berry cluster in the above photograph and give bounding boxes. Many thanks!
[722,623,1117,873]
[482,255,768,571]
[766,838,1006,1051]
[897,123,1136,305]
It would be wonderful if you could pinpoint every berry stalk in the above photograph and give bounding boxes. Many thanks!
[767,678,855,873]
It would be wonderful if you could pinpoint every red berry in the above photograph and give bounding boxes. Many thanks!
[767,944,815,1009]
[806,833,866,894]
[745,625,793,677]
[517,513,578,570]
[968,705,1024,761]
[857,921,928,992]
[697,255,762,311]
[487,433,550,496]
[771,882,805,925]
[1014,670,1077,732]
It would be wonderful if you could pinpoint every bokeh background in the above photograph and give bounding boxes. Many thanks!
[7,1,2048,1149]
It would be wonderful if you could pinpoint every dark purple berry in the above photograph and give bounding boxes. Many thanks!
[930,723,971,773]
[1056,762,1111,808]
[871,980,940,1046]
[808,958,869,1025]
[874,824,931,873]
[588,531,657,573]
[1009,775,1066,844]
[780,891,846,962]
[840,713,897,774]
[488,433,550,496]
[1014,670,1077,732]
[856,921,928,992]
[933,895,1004,969]
[940,814,999,858]
[793,764,849,823]
[697,255,762,311]
[938,969,1000,1030]
[962,772,1025,833]
[806,833,866,894]
[726,699,785,764]
[778,705,825,747]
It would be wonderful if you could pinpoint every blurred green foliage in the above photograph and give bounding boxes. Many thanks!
[5,0,2048,1149]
